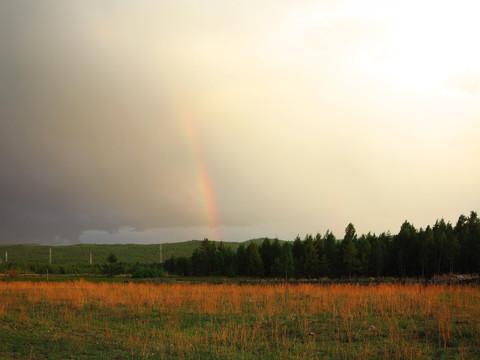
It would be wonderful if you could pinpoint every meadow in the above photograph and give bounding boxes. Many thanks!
[0,242,217,264]
[0,281,479,359]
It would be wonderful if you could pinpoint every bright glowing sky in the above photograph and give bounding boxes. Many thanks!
[1,0,479,245]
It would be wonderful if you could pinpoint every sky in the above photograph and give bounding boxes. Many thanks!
[1,0,479,245]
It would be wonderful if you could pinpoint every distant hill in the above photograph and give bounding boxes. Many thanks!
[0,238,284,264]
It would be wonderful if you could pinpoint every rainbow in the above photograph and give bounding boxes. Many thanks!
[180,108,222,241]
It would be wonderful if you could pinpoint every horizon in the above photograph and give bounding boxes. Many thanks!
[1,211,475,246]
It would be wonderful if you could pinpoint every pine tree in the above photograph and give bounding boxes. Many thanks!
[324,230,338,277]
[340,223,358,278]
[245,243,263,277]
[304,234,319,279]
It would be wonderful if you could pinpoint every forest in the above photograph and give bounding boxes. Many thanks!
[1,211,479,279]
[164,211,480,279]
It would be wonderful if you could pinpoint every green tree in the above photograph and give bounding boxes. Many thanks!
[433,220,448,276]
[314,233,328,277]
[340,223,358,278]
[418,226,434,278]
[104,253,122,277]
[236,244,247,276]
[191,248,205,275]
[107,253,118,264]
[260,238,273,277]
[304,234,318,279]
[324,230,338,277]
[445,223,459,274]
[270,238,284,278]
[281,242,294,280]
[201,238,217,275]
[370,232,388,277]
[190,238,216,275]
[467,211,480,273]
[292,235,305,278]
[245,243,263,277]
[392,221,418,277]
[217,242,236,277]
[357,233,372,276]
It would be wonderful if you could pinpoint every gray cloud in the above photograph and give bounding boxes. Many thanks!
[0,2,208,243]
[1,1,479,245]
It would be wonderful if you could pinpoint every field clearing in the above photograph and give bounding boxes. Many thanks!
[0,282,479,359]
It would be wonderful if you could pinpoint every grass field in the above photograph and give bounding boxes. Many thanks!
[0,242,206,264]
[0,239,268,265]
[0,282,479,359]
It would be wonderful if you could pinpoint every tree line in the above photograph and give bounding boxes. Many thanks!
[164,211,480,278]
[0,253,165,278]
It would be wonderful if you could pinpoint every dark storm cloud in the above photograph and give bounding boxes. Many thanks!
[0,2,207,244]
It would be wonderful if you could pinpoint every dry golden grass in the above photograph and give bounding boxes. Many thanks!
[0,281,479,359]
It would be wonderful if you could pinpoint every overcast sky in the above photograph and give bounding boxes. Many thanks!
[1,0,479,245]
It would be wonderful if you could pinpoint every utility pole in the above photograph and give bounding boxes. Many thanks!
[159,244,163,263]
[5,251,7,262]
[49,248,52,264]
[90,252,92,265]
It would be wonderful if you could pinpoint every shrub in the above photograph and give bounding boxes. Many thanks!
[132,266,165,278]
[7,269,20,278]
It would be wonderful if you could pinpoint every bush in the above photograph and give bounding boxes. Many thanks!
[7,269,20,278]
[103,262,124,277]
[132,265,165,278]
